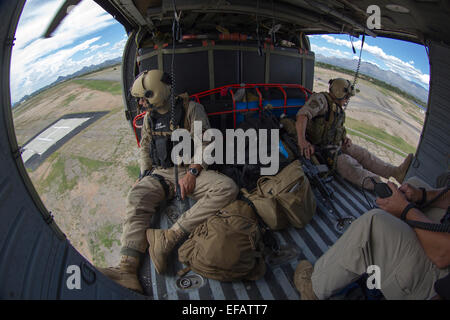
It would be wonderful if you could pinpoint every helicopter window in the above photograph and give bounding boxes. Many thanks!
[11,0,129,268]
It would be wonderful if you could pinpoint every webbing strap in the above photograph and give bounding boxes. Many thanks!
[150,173,171,199]
[239,194,280,253]
[150,130,177,136]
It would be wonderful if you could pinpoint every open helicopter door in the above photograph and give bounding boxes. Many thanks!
[405,40,450,187]
[0,0,144,299]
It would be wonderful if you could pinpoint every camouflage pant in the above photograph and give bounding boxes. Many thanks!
[311,177,450,300]
[336,143,397,189]
[279,117,397,189]
[120,166,238,257]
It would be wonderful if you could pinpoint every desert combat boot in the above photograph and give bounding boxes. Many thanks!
[392,153,414,184]
[294,260,318,300]
[146,228,185,274]
[97,255,143,293]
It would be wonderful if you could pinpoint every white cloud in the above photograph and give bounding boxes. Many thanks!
[321,35,352,48]
[310,44,351,59]
[89,42,110,52]
[14,0,61,50]
[419,74,430,84]
[364,59,381,68]
[112,37,127,51]
[10,0,125,103]
[13,0,115,60]
[319,35,430,87]
[12,37,100,98]
[11,36,125,103]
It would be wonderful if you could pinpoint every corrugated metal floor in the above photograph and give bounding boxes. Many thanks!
[138,174,376,300]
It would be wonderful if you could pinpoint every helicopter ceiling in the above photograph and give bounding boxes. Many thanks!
[44,0,450,45]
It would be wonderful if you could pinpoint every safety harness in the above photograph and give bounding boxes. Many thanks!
[148,97,186,169]
[306,92,346,172]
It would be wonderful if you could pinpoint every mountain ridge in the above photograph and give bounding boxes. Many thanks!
[315,53,429,104]
[13,57,122,108]
[14,54,429,108]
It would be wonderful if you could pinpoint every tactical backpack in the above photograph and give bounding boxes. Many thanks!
[242,159,316,230]
[177,200,266,282]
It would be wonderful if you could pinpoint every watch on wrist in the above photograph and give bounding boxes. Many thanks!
[188,167,199,177]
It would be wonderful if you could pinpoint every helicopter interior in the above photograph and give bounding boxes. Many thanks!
[0,0,449,300]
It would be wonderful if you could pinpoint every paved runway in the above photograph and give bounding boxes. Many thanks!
[82,66,121,82]
[21,112,108,170]
[22,117,91,163]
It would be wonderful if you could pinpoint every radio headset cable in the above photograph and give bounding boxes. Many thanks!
[406,186,450,233]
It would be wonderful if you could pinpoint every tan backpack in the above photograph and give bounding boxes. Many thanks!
[242,160,316,230]
[177,200,266,282]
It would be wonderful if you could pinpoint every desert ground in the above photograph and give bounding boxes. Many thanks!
[12,64,425,268]
[314,67,424,149]
[13,66,139,267]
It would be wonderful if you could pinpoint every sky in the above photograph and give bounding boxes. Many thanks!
[11,0,127,104]
[11,0,430,104]
[309,34,430,89]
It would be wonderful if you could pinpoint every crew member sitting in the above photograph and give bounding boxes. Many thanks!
[97,70,238,293]
[294,78,413,189]
[294,176,450,300]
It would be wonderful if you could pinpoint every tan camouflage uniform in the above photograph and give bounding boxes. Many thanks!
[311,177,450,300]
[120,100,239,257]
[297,92,403,188]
